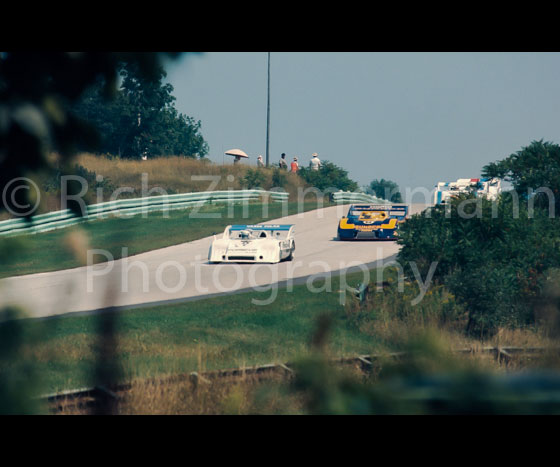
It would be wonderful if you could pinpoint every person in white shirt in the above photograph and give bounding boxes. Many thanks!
[257,155,265,168]
[309,153,321,171]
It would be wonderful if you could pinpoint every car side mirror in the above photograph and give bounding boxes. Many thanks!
[342,216,346,219]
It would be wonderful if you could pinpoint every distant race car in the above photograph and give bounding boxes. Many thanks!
[208,224,295,263]
[434,178,502,204]
[337,204,408,241]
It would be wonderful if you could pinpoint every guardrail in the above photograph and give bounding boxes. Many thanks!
[332,191,389,204]
[41,346,559,413]
[0,189,289,237]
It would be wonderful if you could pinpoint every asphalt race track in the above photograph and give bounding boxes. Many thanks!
[0,204,428,319]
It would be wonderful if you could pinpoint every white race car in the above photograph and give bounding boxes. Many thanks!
[434,178,502,204]
[208,224,295,263]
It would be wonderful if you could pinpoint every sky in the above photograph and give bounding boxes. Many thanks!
[164,52,560,195]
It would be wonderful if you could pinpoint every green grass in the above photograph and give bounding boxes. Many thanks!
[0,201,328,279]
[9,269,377,394]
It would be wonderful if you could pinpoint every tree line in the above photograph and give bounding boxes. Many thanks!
[71,61,209,159]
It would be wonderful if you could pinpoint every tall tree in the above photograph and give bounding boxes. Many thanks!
[482,139,560,212]
[71,61,209,159]
[367,178,403,202]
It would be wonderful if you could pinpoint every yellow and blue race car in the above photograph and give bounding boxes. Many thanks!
[337,204,408,241]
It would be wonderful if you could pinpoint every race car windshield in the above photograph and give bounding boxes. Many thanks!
[232,230,258,239]
[359,211,386,217]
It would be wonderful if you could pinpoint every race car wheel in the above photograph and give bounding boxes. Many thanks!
[286,244,295,261]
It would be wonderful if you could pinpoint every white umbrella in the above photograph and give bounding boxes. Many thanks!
[225,149,249,159]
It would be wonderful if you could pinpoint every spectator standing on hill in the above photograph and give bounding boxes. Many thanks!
[279,153,288,170]
[310,152,321,171]
[291,157,299,173]
[257,155,265,168]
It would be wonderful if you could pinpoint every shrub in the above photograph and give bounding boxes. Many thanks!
[271,168,288,190]
[241,169,267,189]
[344,267,467,339]
[366,179,403,202]
[397,192,560,335]
[43,164,116,197]
[297,161,358,192]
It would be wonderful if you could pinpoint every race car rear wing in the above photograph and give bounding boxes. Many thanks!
[229,224,294,231]
[350,204,409,220]
[223,224,295,239]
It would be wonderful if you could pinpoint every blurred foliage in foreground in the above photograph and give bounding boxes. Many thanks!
[0,52,187,414]
[50,311,560,415]
[0,307,43,414]
[282,312,560,415]
[290,332,560,415]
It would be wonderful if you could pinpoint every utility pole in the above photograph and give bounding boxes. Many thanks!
[266,52,271,167]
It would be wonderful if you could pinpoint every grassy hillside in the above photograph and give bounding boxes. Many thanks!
[76,153,307,196]
[0,153,310,220]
